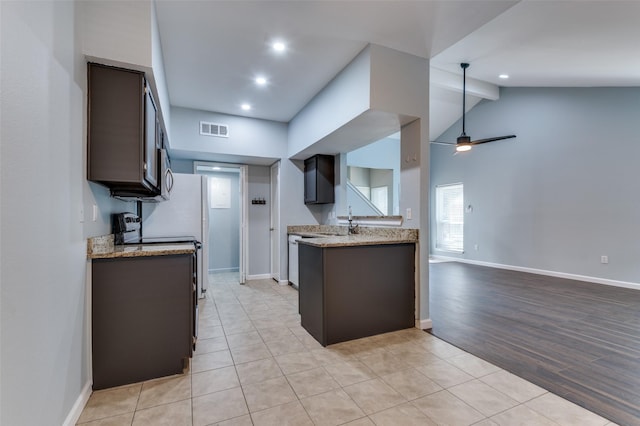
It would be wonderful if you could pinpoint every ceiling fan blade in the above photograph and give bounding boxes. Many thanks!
[430,141,455,146]
[470,135,516,145]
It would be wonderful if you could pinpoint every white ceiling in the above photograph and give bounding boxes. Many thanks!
[155,0,640,144]
[430,0,640,87]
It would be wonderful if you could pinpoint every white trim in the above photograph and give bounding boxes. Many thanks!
[247,273,271,280]
[430,255,640,291]
[240,164,249,284]
[277,279,290,286]
[270,162,281,282]
[62,381,92,426]
[416,319,433,330]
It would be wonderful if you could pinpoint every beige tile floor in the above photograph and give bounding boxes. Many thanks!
[77,272,618,426]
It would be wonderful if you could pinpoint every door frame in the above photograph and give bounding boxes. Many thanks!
[239,165,248,284]
[270,161,281,282]
[194,161,248,284]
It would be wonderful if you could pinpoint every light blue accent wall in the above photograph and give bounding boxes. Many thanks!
[431,87,640,283]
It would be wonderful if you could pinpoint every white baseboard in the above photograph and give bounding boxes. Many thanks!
[62,381,92,426]
[277,279,290,286]
[246,273,271,280]
[430,255,640,291]
[416,319,433,330]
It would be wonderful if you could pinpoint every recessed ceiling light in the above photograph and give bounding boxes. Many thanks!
[499,74,509,79]
[255,76,267,86]
[241,103,251,111]
[272,41,286,53]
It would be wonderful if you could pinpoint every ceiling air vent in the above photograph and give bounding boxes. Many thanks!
[200,121,229,138]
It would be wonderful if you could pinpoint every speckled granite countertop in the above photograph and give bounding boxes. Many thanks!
[87,234,196,259]
[288,225,417,248]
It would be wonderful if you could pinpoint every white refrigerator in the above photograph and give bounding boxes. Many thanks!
[142,173,210,298]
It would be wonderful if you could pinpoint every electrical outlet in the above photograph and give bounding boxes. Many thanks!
[92,204,98,222]
[474,244,479,251]
[406,208,412,220]
[601,255,609,264]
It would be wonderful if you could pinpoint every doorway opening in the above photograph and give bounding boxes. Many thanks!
[194,162,248,284]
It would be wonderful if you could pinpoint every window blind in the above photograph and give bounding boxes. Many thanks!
[435,183,464,252]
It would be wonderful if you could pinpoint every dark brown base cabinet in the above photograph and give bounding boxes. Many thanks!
[299,243,415,346]
[92,254,194,390]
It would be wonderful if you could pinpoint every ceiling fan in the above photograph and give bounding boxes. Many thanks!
[432,62,516,152]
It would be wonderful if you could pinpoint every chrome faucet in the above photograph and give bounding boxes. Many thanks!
[348,206,359,235]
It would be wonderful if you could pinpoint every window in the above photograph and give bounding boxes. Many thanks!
[435,183,464,252]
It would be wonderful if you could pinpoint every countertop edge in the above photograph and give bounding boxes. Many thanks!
[88,244,196,260]
[297,237,416,248]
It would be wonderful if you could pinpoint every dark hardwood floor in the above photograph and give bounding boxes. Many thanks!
[429,261,640,426]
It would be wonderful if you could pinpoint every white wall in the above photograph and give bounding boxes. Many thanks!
[431,87,640,285]
[347,137,401,215]
[288,46,371,157]
[81,0,172,137]
[248,166,271,276]
[370,44,428,118]
[1,1,131,423]
[273,158,331,280]
[80,0,152,67]
[170,107,287,162]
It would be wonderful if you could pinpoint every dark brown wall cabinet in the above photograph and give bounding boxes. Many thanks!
[92,254,195,390]
[87,62,160,196]
[304,154,335,204]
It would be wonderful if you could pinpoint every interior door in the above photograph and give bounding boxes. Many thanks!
[270,162,281,281]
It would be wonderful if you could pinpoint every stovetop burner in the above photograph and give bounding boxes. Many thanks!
[113,212,200,247]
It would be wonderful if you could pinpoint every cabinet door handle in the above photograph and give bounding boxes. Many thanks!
[166,168,174,193]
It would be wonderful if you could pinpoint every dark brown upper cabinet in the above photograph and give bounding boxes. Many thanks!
[87,63,159,195]
[304,154,335,204]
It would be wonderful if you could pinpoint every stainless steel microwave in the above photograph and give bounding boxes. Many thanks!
[157,148,173,201]
[111,148,173,202]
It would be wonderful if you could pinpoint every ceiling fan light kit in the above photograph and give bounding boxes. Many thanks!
[431,62,516,153]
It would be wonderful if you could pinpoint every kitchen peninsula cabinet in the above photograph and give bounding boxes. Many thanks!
[299,241,415,346]
[304,154,335,204]
[91,253,194,390]
[87,62,159,195]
